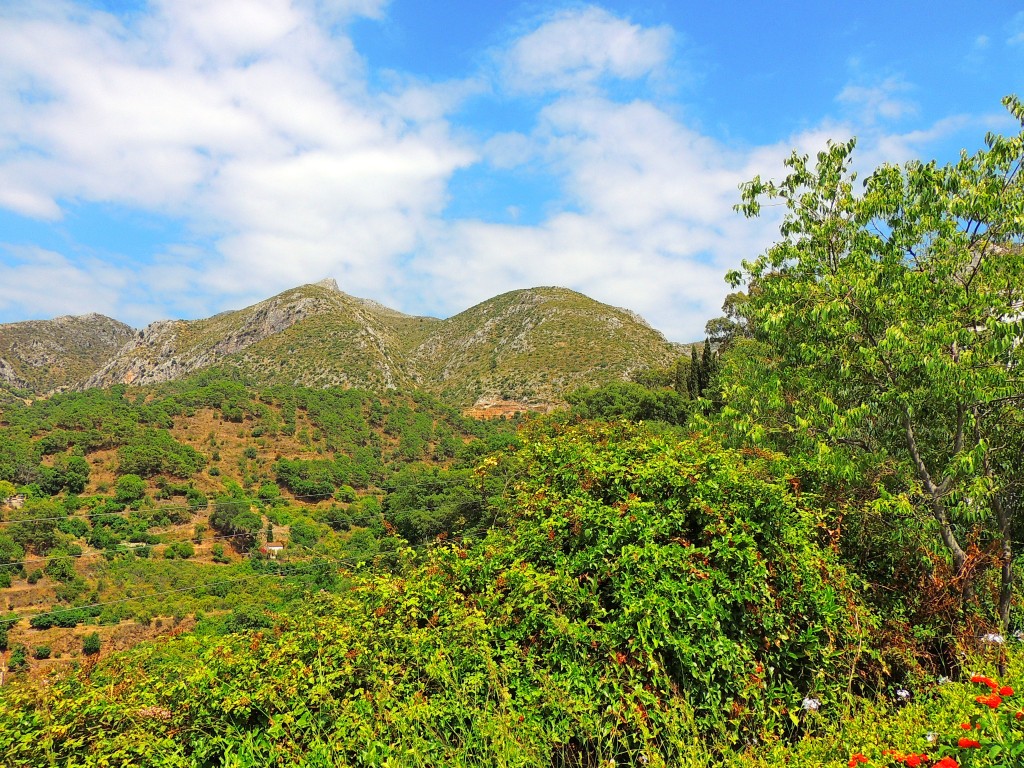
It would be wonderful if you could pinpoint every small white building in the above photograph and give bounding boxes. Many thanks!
[262,542,285,560]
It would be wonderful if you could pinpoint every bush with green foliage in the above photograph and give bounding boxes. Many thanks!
[163,541,195,560]
[224,605,275,633]
[566,380,691,424]
[287,519,320,549]
[7,644,28,672]
[44,552,77,582]
[114,474,146,504]
[82,632,101,656]
[383,465,487,544]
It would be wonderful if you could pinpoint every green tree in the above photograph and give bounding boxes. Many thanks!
[288,519,319,549]
[54,455,90,494]
[114,474,146,504]
[726,95,1024,629]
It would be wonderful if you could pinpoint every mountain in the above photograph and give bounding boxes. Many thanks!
[6,281,683,407]
[407,287,681,406]
[84,279,438,392]
[0,313,134,394]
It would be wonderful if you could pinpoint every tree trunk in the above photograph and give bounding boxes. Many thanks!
[995,494,1013,633]
[903,412,969,572]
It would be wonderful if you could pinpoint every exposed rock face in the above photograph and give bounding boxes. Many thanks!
[84,291,340,388]
[0,314,135,393]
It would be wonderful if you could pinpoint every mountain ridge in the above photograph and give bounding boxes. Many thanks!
[1,282,685,407]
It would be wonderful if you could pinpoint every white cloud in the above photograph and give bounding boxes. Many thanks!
[0,246,130,320]
[502,6,672,94]
[0,0,472,315]
[837,76,917,124]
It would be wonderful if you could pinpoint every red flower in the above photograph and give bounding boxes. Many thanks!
[904,756,928,768]
[957,737,981,748]
[1016,710,1024,720]
[933,758,958,768]
[971,675,999,691]
[848,754,869,767]
[976,693,1002,708]
[959,722,973,730]
[1000,685,1014,696]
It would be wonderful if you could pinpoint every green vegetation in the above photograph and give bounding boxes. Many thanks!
[82,631,100,655]
[0,98,1022,768]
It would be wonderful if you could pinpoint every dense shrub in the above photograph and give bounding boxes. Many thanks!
[566,380,691,424]
[288,519,320,549]
[82,632,101,656]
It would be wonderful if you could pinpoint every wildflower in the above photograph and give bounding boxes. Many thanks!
[1000,685,1014,696]
[980,632,1005,645]
[903,755,928,768]
[957,737,981,748]
[896,688,911,700]
[959,723,973,730]
[971,675,999,691]
[848,755,868,767]
[933,758,959,768]
[975,693,1002,708]
[801,696,820,711]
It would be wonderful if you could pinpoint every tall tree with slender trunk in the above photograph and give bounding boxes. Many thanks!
[723,96,1024,630]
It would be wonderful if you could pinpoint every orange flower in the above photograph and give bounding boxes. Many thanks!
[848,754,869,767]
[976,693,1002,708]
[957,737,981,748]
[971,675,999,691]
[959,722,973,730]
[1000,685,1014,696]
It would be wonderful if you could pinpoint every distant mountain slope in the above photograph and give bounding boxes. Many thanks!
[0,313,134,393]
[9,281,682,407]
[84,280,440,391]
[408,287,680,406]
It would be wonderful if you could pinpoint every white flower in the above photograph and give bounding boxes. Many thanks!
[896,688,911,700]
[938,676,950,685]
[981,632,1006,645]
[926,732,938,743]
[801,697,821,711]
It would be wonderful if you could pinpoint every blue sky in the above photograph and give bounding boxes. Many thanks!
[1,0,1022,341]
